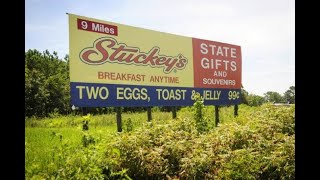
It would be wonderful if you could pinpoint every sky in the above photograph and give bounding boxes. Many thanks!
[25,0,294,96]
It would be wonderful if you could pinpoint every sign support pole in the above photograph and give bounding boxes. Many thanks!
[147,107,152,122]
[172,106,177,119]
[234,104,238,117]
[116,107,122,132]
[215,106,219,127]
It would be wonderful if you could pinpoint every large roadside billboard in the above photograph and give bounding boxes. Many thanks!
[68,14,242,107]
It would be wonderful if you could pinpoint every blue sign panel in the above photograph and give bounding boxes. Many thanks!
[71,82,241,107]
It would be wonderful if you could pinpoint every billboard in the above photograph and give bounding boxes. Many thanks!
[68,14,242,107]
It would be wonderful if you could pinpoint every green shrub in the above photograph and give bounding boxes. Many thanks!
[124,118,133,132]
[26,104,294,179]
[110,104,295,179]
[192,92,209,133]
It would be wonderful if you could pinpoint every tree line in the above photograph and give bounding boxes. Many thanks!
[25,50,295,117]
[241,86,295,107]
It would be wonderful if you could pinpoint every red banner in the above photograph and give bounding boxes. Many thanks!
[192,38,241,89]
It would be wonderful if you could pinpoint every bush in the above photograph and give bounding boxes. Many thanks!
[26,104,294,179]
[192,92,210,133]
[110,104,295,179]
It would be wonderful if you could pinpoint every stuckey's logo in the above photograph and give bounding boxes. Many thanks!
[79,37,188,73]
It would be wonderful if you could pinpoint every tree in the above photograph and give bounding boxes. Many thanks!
[247,94,265,106]
[283,86,295,104]
[25,49,70,117]
[25,64,50,117]
[264,91,284,103]
[240,85,249,104]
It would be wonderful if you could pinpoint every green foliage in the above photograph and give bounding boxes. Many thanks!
[82,132,95,147]
[26,105,295,179]
[264,91,284,103]
[284,86,295,104]
[110,105,295,179]
[247,94,265,106]
[25,127,130,179]
[240,85,249,104]
[25,49,70,117]
[111,117,198,179]
[25,112,172,179]
[192,92,209,133]
[124,118,133,132]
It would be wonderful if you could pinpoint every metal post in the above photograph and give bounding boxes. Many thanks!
[116,107,122,132]
[215,106,219,127]
[147,107,152,122]
[234,104,238,117]
[172,106,177,119]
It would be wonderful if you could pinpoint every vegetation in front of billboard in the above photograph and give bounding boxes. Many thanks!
[112,103,294,179]
[193,92,210,133]
[25,49,295,179]
[26,103,294,179]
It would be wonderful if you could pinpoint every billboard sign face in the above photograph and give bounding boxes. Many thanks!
[68,14,242,107]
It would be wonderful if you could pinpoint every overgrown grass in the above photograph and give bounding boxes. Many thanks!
[179,105,238,126]
[25,104,294,179]
[25,111,172,128]
[25,110,172,179]
[112,104,295,179]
